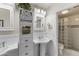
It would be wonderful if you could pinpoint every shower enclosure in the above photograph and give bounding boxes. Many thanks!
[58,6,79,56]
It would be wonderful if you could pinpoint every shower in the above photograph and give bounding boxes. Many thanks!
[58,5,79,56]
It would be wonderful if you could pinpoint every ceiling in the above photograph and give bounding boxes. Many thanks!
[31,3,79,17]
[31,3,53,10]
[31,3,78,10]
[58,5,79,18]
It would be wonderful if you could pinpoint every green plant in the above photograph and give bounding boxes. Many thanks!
[17,3,31,10]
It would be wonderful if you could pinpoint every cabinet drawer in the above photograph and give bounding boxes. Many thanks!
[20,37,33,44]
[19,35,33,56]
[19,44,33,56]
[19,42,33,50]
[20,52,33,56]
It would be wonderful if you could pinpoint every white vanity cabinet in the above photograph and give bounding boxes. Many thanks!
[19,9,33,56]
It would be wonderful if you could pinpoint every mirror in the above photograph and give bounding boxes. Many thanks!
[34,16,44,31]
[0,4,14,30]
[0,8,10,28]
[36,17,42,28]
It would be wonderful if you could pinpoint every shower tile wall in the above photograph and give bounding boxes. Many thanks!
[69,15,79,51]
[59,14,79,50]
[59,17,72,48]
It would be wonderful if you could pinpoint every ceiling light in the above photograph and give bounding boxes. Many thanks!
[75,18,79,21]
[61,10,69,14]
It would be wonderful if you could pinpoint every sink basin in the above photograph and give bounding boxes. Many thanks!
[33,37,51,44]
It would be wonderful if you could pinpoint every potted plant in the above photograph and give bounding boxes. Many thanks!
[17,3,32,11]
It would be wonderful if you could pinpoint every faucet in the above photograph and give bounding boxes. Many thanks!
[38,36,43,40]
[2,41,5,47]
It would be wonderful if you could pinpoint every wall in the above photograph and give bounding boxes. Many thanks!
[46,3,79,55]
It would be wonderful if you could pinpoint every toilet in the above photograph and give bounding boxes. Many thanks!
[58,43,64,55]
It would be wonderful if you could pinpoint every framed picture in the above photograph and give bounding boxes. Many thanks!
[22,26,31,34]
[0,20,4,27]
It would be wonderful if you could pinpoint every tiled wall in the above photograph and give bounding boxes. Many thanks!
[59,14,79,50]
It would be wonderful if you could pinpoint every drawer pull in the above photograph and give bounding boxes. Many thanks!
[25,45,28,47]
[25,53,28,55]
[25,40,28,42]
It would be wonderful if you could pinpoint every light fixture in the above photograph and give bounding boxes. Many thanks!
[61,10,69,14]
[37,8,40,13]
[75,18,79,21]
[35,8,40,13]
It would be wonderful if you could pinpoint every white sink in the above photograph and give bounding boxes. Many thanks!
[33,37,51,44]
[33,37,51,56]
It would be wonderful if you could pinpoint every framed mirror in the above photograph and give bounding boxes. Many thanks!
[36,17,42,28]
[0,8,10,28]
[0,4,14,30]
[34,14,44,31]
